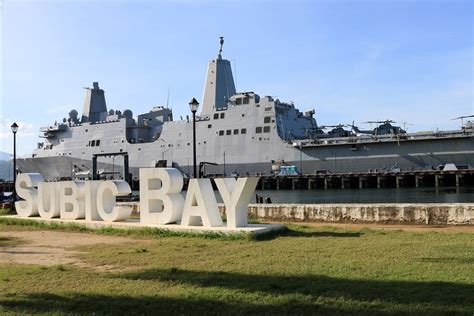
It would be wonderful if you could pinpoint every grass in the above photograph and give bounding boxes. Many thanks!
[0,222,473,315]
[0,208,12,216]
[0,216,250,240]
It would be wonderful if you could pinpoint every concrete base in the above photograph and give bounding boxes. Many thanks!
[245,203,474,225]
[1,215,285,236]
[119,202,474,225]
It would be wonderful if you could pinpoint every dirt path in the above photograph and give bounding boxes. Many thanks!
[0,224,472,270]
[0,230,132,270]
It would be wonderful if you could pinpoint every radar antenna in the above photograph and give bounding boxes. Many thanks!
[218,36,224,59]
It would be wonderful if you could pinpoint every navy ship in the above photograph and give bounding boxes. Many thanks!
[18,38,474,181]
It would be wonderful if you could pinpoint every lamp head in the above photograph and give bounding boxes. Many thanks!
[188,97,199,113]
[11,122,19,134]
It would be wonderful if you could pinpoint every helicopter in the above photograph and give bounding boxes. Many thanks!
[319,124,354,137]
[359,119,407,136]
[302,126,326,138]
[451,115,474,130]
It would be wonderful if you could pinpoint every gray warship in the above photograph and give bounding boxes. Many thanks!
[18,38,474,181]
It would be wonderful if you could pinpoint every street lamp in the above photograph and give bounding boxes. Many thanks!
[10,122,19,205]
[189,97,199,178]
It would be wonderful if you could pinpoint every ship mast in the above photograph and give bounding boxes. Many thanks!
[218,36,224,60]
[200,37,236,114]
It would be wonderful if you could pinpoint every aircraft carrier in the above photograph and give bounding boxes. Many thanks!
[17,38,474,181]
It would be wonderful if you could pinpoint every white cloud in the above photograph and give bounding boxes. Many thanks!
[0,116,36,139]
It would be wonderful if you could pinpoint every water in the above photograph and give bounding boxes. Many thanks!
[130,186,474,204]
[254,186,474,204]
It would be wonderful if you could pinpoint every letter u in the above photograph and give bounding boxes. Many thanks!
[38,182,60,218]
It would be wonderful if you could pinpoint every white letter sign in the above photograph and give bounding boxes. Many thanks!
[215,177,259,228]
[181,179,223,227]
[15,173,43,217]
[13,168,261,231]
[139,168,184,225]
[38,182,60,219]
[59,181,85,220]
[97,180,132,222]
[84,181,102,221]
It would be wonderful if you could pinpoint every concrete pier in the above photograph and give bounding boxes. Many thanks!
[255,169,474,190]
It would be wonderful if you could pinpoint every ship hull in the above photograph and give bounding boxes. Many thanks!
[18,135,474,180]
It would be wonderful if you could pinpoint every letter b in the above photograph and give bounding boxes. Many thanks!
[139,168,184,225]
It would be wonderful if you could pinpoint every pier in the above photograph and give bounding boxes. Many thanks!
[255,169,474,190]
[2,169,473,194]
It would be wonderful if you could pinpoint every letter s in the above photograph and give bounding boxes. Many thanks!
[15,173,44,217]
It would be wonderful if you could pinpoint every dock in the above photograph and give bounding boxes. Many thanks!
[2,169,473,194]
[255,169,474,190]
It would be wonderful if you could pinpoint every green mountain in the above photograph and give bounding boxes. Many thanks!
[0,160,13,181]
[0,151,11,161]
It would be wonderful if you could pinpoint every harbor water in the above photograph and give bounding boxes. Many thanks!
[130,186,474,204]
[254,186,474,204]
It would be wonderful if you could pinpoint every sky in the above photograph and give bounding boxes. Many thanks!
[0,0,472,156]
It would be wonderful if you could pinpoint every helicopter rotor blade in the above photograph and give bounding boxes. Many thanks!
[450,115,473,120]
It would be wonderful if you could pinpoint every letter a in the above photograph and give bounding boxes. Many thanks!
[181,179,223,227]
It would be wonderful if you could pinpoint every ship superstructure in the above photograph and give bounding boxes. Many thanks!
[19,38,474,181]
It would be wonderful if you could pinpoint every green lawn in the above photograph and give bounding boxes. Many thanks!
[0,208,12,216]
[0,222,473,315]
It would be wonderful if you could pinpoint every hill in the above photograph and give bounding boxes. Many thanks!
[0,160,13,180]
[0,151,11,161]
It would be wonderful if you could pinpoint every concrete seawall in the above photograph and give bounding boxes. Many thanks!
[243,203,474,225]
[120,202,474,225]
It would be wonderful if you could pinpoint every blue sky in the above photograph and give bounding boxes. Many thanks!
[1,0,472,156]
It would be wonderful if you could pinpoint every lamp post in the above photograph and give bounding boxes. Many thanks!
[188,98,199,178]
[11,122,19,205]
